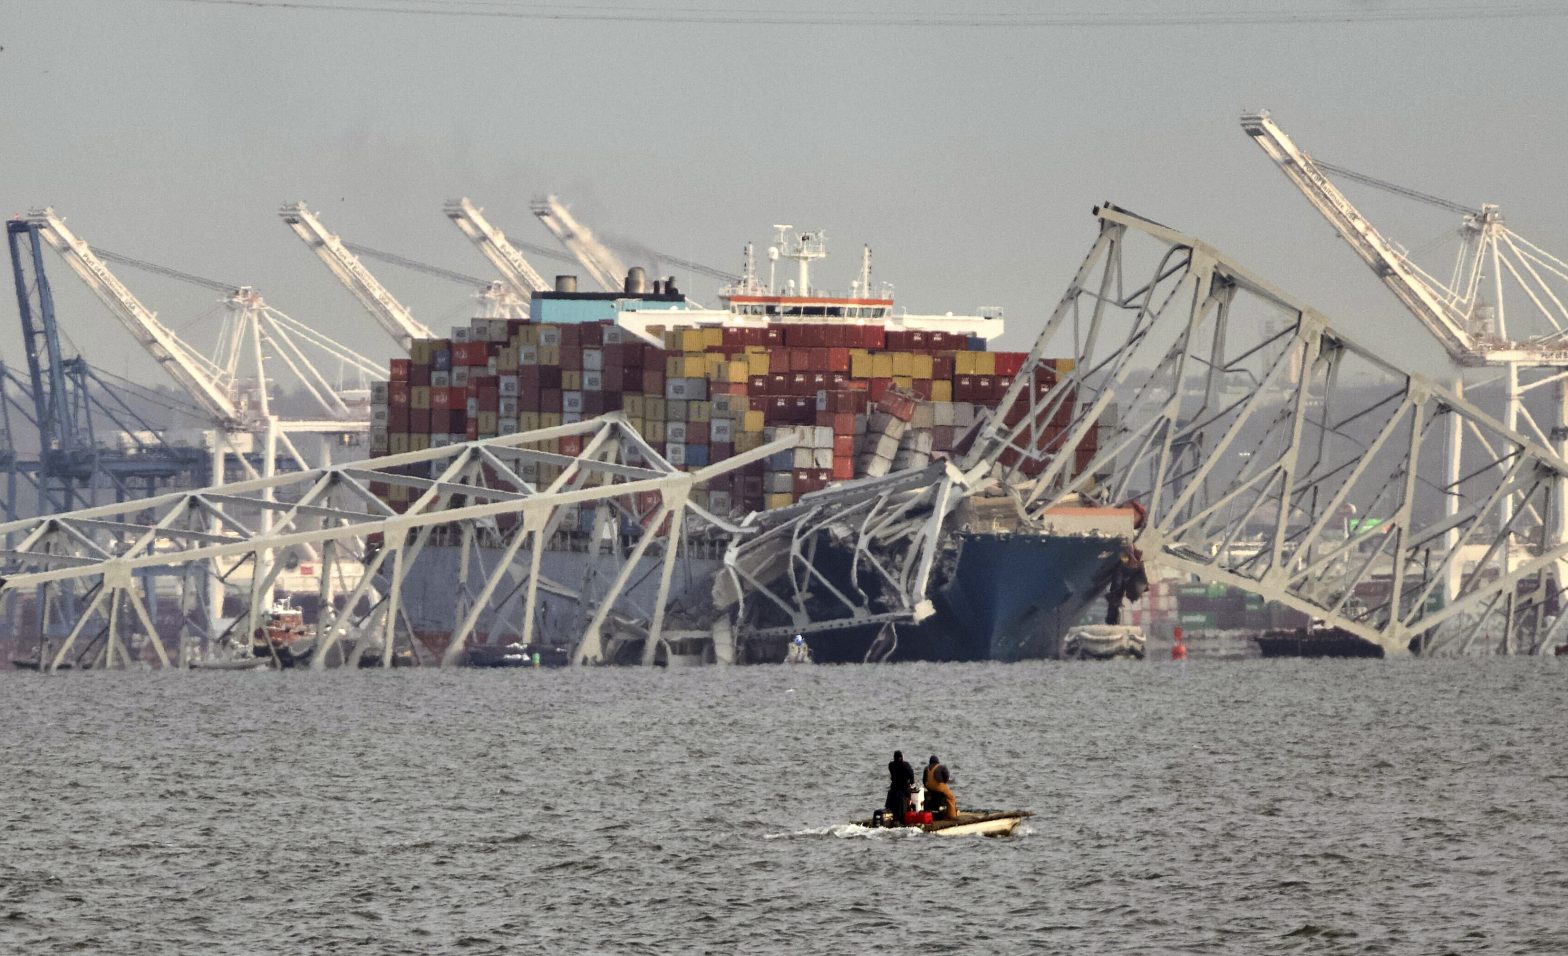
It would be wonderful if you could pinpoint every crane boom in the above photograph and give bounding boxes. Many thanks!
[530,195,628,292]
[27,208,241,426]
[279,203,433,352]
[1241,111,1481,362]
[445,198,551,296]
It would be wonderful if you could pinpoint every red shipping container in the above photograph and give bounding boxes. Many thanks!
[787,372,808,395]
[466,421,479,440]
[430,388,449,411]
[954,375,975,403]
[861,325,886,349]
[389,406,410,431]
[792,470,813,495]
[622,368,643,392]
[579,323,602,347]
[642,369,665,394]
[749,375,770,394]
[911,380,932,400]
[560,435,583,456]
[815,410,835,427]
[765,327,784,346]
[711,441,734,461]
[687,421,710,444]
[389,358,411,381]
[722,327,747,347]
[643,344,665,367]
[995,352,1025,378]
[933,354,955,380]
[560,346,582,372]
[411,409,431,432]
[582,391,606,416]
[832,457,855,481]
[559,324,582,349]
[389,383,411,407]
[869,378,892,402]
[408,365,431,387]
[833,412,857,435]
[768,396,790,422]
[909,331,928,351]
[448,410,467,432]
[885,330,905,350]
[833,434,855,457]
[808,347,829,369]
[791,396,814,423]
[541,389,562,412]
[786,349,807,372]
[827,347,850,373]
[602,364,625,391]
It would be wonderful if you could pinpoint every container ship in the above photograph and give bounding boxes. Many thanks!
[364,226,1137,664]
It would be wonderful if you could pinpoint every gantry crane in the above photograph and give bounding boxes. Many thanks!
[280,202,435,352]
[445,197,551,297]
[531,194,629,292]
[1243,110,1568,626]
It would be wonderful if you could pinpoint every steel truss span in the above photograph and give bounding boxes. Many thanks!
[969,204,1568,656]
[0,416,794,671]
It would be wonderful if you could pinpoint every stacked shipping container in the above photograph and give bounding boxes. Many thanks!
[368,315,1094,517]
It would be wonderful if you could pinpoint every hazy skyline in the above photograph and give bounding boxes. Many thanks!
[2,0,1565,417]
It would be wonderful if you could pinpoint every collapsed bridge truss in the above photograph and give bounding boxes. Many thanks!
[0,417,793,671]
[969,204,1568,655]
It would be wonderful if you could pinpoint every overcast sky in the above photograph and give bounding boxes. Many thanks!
[2,0,1566,410]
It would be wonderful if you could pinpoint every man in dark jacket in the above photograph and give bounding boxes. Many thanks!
[885,750,916,816]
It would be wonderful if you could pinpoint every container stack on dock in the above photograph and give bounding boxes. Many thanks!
[367,314,1092,517]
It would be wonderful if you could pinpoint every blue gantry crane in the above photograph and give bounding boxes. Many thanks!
[6,219,208,514]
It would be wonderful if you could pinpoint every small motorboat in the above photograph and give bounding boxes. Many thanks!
[858,808,1033,837]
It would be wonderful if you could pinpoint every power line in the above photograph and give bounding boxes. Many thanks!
[82,0,1568,27]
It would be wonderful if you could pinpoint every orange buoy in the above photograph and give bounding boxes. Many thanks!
[1171,626,1188,661]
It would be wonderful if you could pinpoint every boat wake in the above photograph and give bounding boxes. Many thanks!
[763,823,925,840]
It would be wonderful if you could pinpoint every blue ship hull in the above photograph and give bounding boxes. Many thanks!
[807,531,1129,663]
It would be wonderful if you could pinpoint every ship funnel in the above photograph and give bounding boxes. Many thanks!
[555,274,578,293]
[624,266,647,294]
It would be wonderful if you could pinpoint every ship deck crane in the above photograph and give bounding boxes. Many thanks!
[280,202,434,352]
[445,197,551,297]
[531,195,629,292]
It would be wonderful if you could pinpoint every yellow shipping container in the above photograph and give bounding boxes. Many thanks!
[539,412,562,428]
[390,433,411,455]
[623,394,646,418]
[514,325,538,346]
[931,380,953,403]
[682,354,707,378]
[562,370,582,391]
[701,326,724,348]
[850,350,874,378]
[410,434,431,452]
[891,352,915,377]
[747,351,769,376]
[539,346,561,367]
[646,397,666,421]
[892,375,914,390]
[689,401,712,423]
[743,409,765,433]
[734,431,761,453]
[727,360,749,384]
[705,353,727,378]
[646,420,666,443]
[912,354,934,379]
[766,493,796,511]
[495,347,519,372]
[680,329,706,352]
[954,351,973,375]
[519,412,541,432]
[1055,358,1077,373]
[411,340,433,365]
[623,415,643,434]
[665,356,682,379]
[974,351,997,375]
[478,412,497,434]
[410,386,431,410]
[872,354,895,379]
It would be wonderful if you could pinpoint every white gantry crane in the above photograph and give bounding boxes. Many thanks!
[29,206,386,641]
[531,194,629,292]
[1243,110,1568,610]
[444,197,552,298]
[279,202,435,352]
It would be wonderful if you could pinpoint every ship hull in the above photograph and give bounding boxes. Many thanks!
[804,532,1128,664]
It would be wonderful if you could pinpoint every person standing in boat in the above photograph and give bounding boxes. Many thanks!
[923,755,958,820]
[885,751,916,816]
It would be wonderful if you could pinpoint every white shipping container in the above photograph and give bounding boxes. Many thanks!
[793,447,815,469]
[498,397,518,416]
[933,401,956,427]
[813,426,835,449]
[497,417,518,434]
[911,404,935,428]
[667,422,688,444]
[812,448,834,468]
[431,371,452,388]
[666,442,687,466]
[451,326,471,343]
[582,371,603,391]
[453,367,471,387]
[370,382,389,403]
[498,376,519,397]
[711,419,733,443]
[563,391,584,413]
[583,348,603,372]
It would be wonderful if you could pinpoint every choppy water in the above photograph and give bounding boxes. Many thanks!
[2,658,1565,954]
